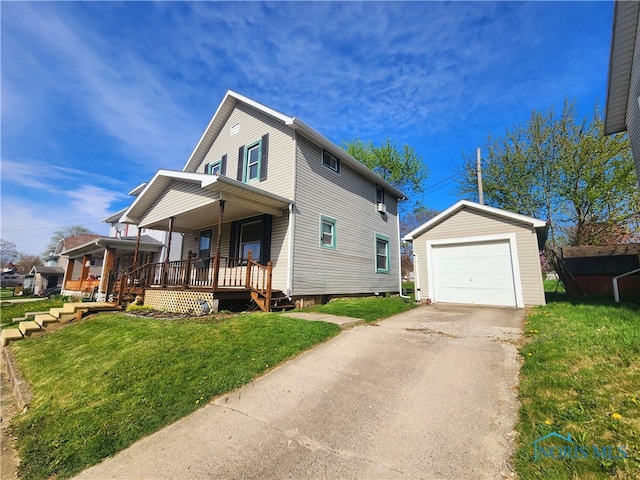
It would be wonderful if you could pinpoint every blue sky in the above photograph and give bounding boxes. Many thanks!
[1,1,614,256]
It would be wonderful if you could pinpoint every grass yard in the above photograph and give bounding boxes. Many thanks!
[9,313,340,480]
[0,297,67,328]
[303,295,416,322]
[543,278,566,294]
[515,300,640,479]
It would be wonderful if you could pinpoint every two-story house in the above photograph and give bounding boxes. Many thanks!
[114,91,405,313]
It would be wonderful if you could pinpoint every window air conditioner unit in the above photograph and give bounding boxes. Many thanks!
[377,203,387,213]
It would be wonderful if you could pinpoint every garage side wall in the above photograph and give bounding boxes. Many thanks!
[412,208,545,306]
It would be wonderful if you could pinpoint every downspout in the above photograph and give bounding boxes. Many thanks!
[397,213,410,299]
[286,130,298,299]
[613,267,640,303]
[413,250,421,302]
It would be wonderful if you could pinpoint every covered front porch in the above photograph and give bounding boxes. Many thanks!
[113,170,294,312]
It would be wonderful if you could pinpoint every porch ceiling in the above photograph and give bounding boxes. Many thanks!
[120,170,292,233]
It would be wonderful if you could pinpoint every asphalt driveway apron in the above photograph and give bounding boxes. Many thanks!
[75,304,524,479]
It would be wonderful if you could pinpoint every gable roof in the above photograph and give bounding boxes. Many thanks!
[57,234,105,254]
[181,90,406,200]
[29,266,65,275]
[402,200,547,242]
[604,0,640,135]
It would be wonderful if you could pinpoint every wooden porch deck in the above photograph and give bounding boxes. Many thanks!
[110,252,293,312]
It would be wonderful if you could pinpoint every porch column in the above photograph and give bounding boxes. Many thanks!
[100,248,116,298]
[64,258,75,290]
[212,200,225,291]
[164,217,175,263]
[132,228,142,268]
[215,200,226,257]
[80,255,91,289]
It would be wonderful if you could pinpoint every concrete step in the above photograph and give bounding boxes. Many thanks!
[11,311,49,324]
[0,329,24,347]
[33,314,59,328]
[19,321,42,337]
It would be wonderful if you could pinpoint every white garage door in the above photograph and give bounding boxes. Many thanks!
[431,240,517,307]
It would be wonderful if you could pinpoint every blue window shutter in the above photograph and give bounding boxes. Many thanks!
[237,146,245,181]
[204,163,210,174]
[220,154,227,176]
[260,133,269,181]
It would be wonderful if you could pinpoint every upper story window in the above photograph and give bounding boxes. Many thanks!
[238,134,269,183]
[205,155,226,176]
[323,150,340,173]
[245,141,262,182]
[376,185,385,205]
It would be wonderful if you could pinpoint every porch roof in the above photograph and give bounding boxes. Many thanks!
[62,235,164,259]
[119,170,293,232]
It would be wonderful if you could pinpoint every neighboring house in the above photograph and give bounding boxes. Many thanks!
[403,200,547,308]
[0,269,23,287]
[115,90,405,312]
[60,233,165,301]
[25,266,64,296]
[604,0,640,183]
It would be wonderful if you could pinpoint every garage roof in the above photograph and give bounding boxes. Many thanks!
[402,200,547,242]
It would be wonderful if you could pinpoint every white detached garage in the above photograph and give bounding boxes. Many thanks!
[403,201,547,308]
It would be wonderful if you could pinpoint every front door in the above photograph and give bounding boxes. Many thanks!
[199,230,212,259]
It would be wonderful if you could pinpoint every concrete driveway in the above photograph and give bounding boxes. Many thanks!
[75,304,524,479]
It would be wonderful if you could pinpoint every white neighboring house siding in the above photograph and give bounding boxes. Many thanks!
[292,134,400,296]
[412,208,545,306]
[194,101,294,291]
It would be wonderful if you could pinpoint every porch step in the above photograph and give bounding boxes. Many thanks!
[250,290,296,312]
[19,321,41,337]
[1,329,24,347]
[49,302,120,322]
[33,313,59,328]
[11,311,49,324]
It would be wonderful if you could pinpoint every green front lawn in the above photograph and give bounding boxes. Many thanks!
[515,300,640,479]
[10,313,340,480]
[303,295,416,322]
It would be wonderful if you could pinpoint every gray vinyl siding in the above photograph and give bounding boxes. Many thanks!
[140,180,219,227]
[628,21,640,184]
[197,102,296,199]
[412,208,544,306]
[270,211,289,291]
[292,134,400,295]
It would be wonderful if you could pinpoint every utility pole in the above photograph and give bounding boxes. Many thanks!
[476,147,484,205]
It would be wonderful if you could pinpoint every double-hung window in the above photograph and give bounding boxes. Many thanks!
[375,233,390,273]
[207,161,221,175]
[204,154,226,176]
[238,134,268,184]
[320,215,337,249]
[245,141,261,182]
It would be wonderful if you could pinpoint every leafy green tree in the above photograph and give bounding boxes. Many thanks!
[458,100,640,248]
[343,138,429,206]
[43,225,96,257]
